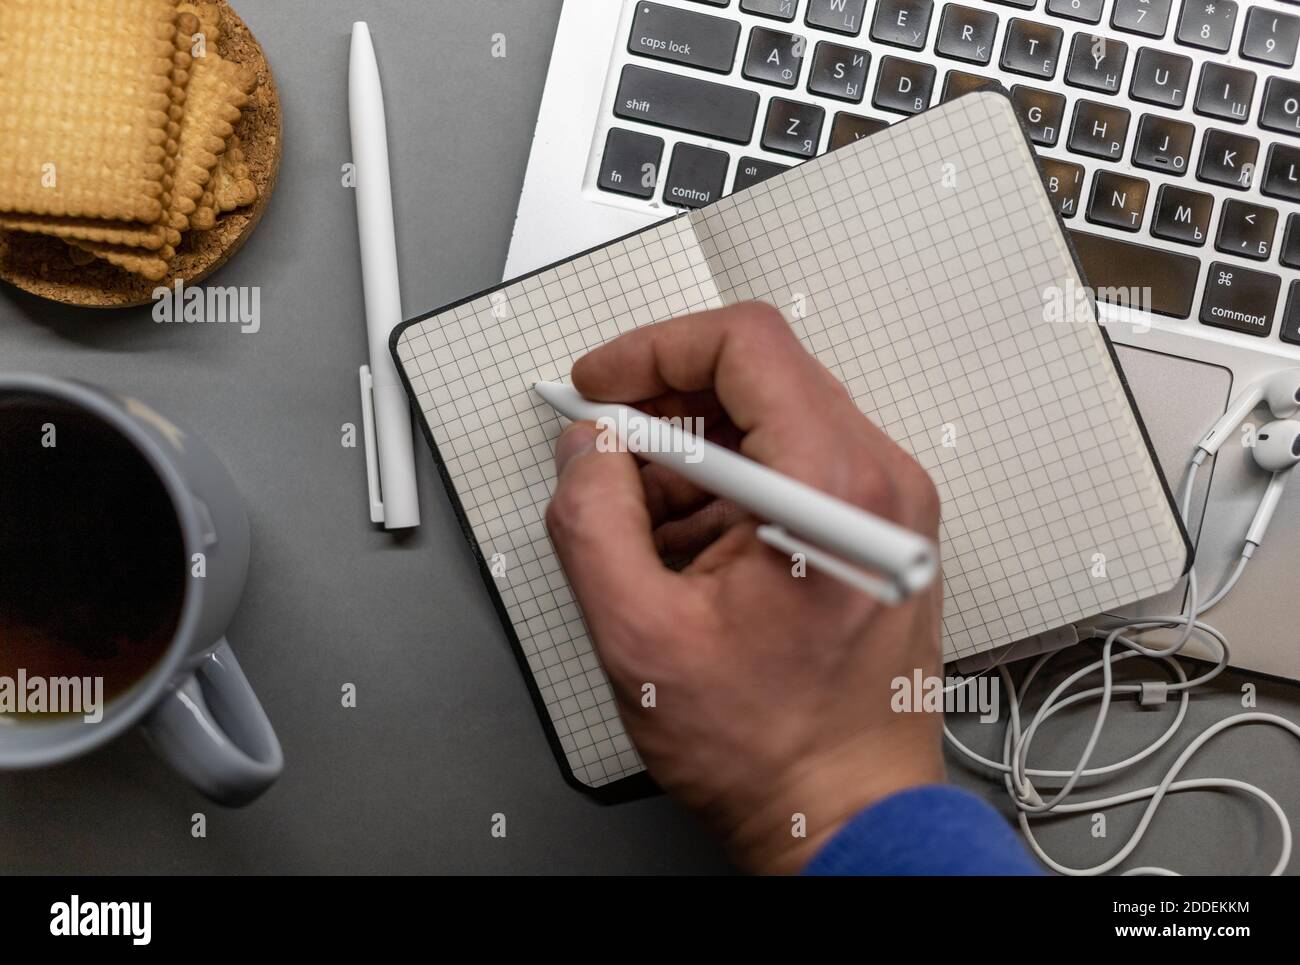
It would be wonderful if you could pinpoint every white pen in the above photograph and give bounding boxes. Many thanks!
[533,381,939,604]
[351,21,420,529]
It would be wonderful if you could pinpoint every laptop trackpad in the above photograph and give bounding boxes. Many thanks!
[1112,344,1232,615]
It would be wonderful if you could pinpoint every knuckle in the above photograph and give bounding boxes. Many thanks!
[545,484,589,542]
[851,462,901,518]
[739,301,792,338]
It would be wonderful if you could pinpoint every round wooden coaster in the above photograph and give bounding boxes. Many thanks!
[0,1,282,309]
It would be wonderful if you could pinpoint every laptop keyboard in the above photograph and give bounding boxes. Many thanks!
[593,0,1300,349]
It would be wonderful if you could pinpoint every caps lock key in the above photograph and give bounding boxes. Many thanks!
[628,2,741,74]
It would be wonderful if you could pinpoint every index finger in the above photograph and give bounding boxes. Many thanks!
[571,302,845,436]
[570,302,915,493]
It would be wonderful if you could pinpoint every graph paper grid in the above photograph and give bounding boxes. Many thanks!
[394,92,1186,790]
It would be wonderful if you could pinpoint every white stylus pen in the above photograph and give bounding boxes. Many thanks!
[351,22,420,529]
[533,382,939,604]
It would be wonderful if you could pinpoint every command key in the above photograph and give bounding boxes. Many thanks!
[1199,261,1282,337]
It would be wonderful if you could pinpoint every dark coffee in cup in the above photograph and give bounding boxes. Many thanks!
[0,391,186,710]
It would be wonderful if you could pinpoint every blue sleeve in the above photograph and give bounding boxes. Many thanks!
[803,785,1044,876]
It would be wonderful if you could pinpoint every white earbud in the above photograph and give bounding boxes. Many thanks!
[1244,420,1300,547]
[1197,370,1300,457]
[1251,419,1300,472]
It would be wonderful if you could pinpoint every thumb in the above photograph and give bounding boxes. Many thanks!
[545,422,675,638]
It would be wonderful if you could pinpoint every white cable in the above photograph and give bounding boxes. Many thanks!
[943,452,1300,875]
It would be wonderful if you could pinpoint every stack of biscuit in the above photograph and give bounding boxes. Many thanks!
[0,0,261,284]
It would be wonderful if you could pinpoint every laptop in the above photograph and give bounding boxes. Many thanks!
[503,0,1300,680]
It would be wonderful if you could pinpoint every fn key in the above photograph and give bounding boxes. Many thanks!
[598,128,664,199]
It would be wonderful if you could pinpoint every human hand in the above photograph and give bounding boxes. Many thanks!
[545,303,944,873]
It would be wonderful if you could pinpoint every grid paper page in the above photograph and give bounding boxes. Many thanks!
[690,92,1186,659]
[395,92,1186,790]
[397,215,722,788]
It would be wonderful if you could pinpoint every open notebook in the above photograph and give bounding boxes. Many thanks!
[392,92,1189,797]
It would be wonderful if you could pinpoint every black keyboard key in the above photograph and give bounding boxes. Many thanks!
[1012,85,1066,145]
[1216,200,1279,261]
[1065,33,1128,94]
[989,0,1036,6]
[808,41,870,102]
[1282,282,1300,345]
[688,0,731,5]
[1129,47,1192,108]
[1133,114,1194,175]
[1193,63,1255,124]
[935,4,999,65]
[872,56,936,114]
[1068,100,1131,160]
[1040,157,1086,218]
[762,98,826,157]
[628,2,741,73]
[870,0,934,50]
[741,0,797,21]
[1260,77,1300,138]
[614,65,760,143]
[829,111,889,149]
[733,156,790,192]
[744,26,807,87]
[1070,230,1201,317]
[806,0,868,36]
[1263,143,1300,203]
[664,142,729,208]
[941,70,1003,102]
[1200,262,1281,336]
[1000,19,1064,78]
[1047,0,1104,24]
[1087,170,1149,231]
[1284,215,1300,269]
[1151,184,1214,245]
[1112,0,1172,38]
[597,128,664,199]
[1176,0,1237,52]
[1242,7,1300,67]
[1197,129,1260,189]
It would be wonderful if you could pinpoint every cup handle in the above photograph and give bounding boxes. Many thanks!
[142,639,283,806]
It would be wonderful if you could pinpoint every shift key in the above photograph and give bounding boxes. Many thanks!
[615,64,759,144]
[628,2,741,73]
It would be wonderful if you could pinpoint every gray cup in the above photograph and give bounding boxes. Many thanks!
[0,374,282,806]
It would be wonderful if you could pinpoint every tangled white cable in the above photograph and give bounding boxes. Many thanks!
[945,371,1300,875]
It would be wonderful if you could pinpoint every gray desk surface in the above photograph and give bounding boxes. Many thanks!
[1,0,1297,875]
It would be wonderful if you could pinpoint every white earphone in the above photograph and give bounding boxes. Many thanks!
[1196,369,1300,457]
[947,369,1300,875]
[1245,418,1300,547]
[1196,370,1300,550]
